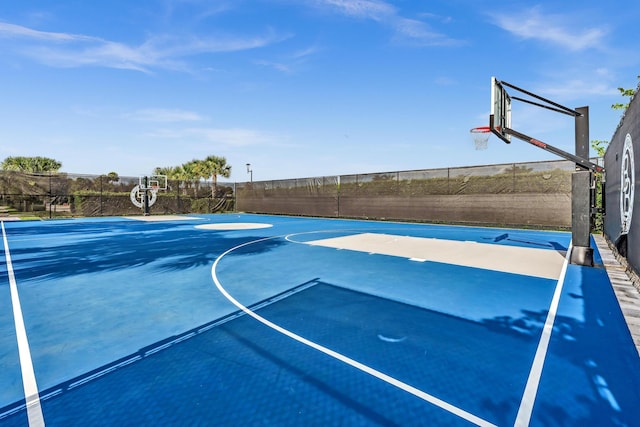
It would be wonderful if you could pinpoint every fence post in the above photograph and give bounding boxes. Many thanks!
[49,172,52,219]
[100,175,103,216]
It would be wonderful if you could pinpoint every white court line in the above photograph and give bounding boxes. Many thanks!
[513,243,572,426]
[211,235,496,427]
[1,222,45,427]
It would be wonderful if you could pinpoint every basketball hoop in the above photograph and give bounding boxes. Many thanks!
[470,126,491,150]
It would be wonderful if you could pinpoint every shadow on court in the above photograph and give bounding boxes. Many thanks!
[1,279,474,427]
[0,277,602,427]
[481,262,640,426]
[2,221,639,426]
[5,221,286,282]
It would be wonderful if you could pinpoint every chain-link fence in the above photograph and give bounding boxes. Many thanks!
[0,172,234,218]
[236,176,339,218]
[237,160,575,228]
[1,160,576,229]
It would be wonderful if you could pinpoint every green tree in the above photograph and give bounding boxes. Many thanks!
[154,156,232,197]
[611,75,639,110]
[106,172,119,183]
[590,76,639,155]
[193,156,231,198]
[1,156,62,172]
[178,160,200,197]
[166,162,200,196]
[153,166,181,179]
[591,140,608,157]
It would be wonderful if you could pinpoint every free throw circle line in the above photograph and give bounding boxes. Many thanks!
[211,234,496,427]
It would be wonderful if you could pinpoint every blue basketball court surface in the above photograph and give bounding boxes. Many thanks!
[1,214,639,426]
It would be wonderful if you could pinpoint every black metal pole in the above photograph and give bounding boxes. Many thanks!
[570,106,593,266]
[503,128,603,173]
[143,176,150,216]
[49,172,52,219]
[100,175,103,216]
[500,80,581,117]
[499,110,601,267]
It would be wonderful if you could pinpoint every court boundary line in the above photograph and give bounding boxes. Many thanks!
[1,222,45,427]
[513,242,572,426]
[211,234,497,427]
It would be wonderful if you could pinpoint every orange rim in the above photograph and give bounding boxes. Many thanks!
[470,126,491,133]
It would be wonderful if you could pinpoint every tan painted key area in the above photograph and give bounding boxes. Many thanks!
[305,233,566,280]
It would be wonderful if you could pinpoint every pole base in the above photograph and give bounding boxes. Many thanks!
[570,246,594,266]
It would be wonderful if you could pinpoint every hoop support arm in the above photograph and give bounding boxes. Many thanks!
[503,128,604,173]
[499,80,581,117]
[510,96,578,117]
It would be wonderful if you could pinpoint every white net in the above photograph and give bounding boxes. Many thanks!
[470,128,490,150]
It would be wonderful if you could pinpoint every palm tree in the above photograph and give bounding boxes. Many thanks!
[153,166,179,178]
[180,160,202,197]
[195,155,231,198]
[154,165,190,195]
[1,156,62,172]
[106,172,119,183]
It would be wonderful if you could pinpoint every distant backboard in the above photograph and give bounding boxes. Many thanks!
[139,175,167,191]
[490,77,512,143]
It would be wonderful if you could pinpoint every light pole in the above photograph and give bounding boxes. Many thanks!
[246,163,253,182]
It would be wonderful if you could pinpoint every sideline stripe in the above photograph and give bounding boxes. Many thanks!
[514,243,572,426]
[211,235,496,427]
[1,222,45,427]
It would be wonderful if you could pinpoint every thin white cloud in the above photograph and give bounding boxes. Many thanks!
[419,12,453,25]
[255,59,292,73]
[490,7,607,51]
[435,76,456,86]
[318,0,395,21]
[392,17,460,46]
[0,22,96,42]
[537,79,618,99]
[182,2,233,22]
[127,108,205,122]
[148,127,276,146]
[291,45,321,59]
[312,0,461,46]
[0,22,288,72]
[255,44,321,73]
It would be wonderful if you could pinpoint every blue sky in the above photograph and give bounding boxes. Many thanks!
[1,1,638,181]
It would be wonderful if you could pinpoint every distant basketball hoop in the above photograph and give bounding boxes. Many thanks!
[470,126,491,150]
[131,174,167,215]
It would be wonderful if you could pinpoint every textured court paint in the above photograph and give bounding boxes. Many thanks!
[1,222,45,427]
[124,215,200,221]
[3,214,639,425]
[211,235,497,427]
[194,223,273,230]
[304,233,565,279]
[514,243,571,426]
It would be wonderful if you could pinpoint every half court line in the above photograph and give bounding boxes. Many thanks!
[1,222,45,427]
[211,235,497,427]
